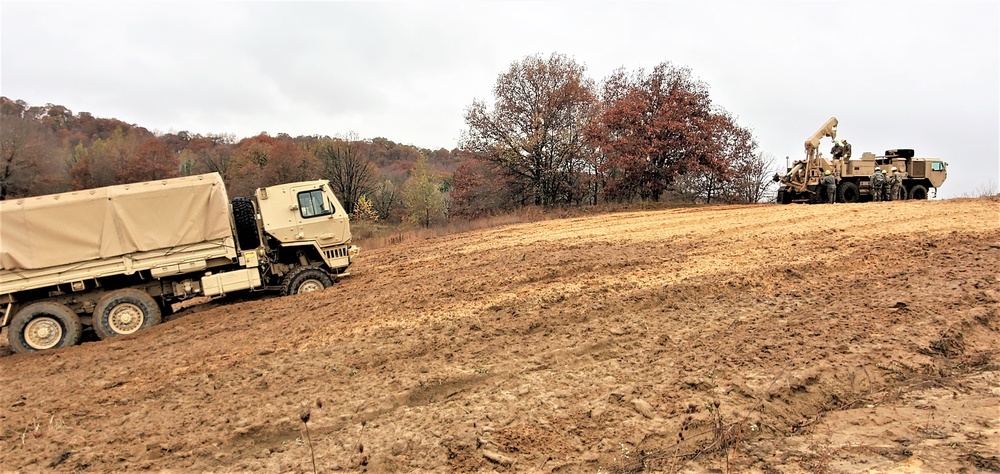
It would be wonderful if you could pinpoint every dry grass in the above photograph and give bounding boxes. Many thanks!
[354,200,708,251]
[958,180,999,198]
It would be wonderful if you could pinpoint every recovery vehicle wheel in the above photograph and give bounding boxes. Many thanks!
[892,187,906,201]
[909,185,928,200]
[92,289,162,340]
[8,302,83,353]
[837,181,860,203]
[232,197,261,250]
[776,189,791,204]
[282,267,334,296]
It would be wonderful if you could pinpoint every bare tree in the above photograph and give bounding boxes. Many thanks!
[731,152,777,203]
[370,178,401,222]
[316,134,378,215]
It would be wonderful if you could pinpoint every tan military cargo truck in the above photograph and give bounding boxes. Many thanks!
[0,173,359,353]
[776,117,948,203]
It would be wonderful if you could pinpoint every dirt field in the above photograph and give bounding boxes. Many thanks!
[1,198,998,473]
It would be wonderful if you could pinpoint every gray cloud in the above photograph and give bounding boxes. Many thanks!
[2,1,996,197]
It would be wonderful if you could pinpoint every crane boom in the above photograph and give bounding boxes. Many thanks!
[804,117,838,159]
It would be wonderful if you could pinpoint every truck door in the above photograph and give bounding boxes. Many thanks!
[288,184,348,244]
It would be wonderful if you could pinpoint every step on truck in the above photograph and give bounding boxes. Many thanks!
[775,117,948,203]
[0,173,359,353]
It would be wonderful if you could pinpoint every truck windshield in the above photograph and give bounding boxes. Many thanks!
[297,190,332,218]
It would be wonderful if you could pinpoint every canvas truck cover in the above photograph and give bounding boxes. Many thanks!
[0,173,232,271]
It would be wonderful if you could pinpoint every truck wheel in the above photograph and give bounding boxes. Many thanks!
[232,197,261,250]
[282,267,334,296]
[909,185,928,200]
[776,189,791,204]
[8,302,83,353]
[837,181,860,203]
[92,289,163,340]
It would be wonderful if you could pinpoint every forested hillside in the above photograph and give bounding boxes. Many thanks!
[0,96,460,221]
[2,53,779,225]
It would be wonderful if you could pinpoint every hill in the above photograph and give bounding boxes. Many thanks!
[1,198,998,473]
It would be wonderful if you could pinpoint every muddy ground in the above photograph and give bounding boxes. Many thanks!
[1,198,998,473]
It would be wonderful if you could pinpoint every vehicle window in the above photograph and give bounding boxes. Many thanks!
[931,162,945,171]
[297,190,331,218]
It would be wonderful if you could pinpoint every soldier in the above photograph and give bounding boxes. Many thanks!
[881,169,891,201]
[831,140,844,160]
[842,139,852,160]
[871,167,886,201]
[889,166,904,201]
[822,170,837,204]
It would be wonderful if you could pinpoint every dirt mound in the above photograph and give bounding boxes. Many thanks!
[2,198,998,473]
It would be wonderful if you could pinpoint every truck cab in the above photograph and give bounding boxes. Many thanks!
[877,149,948,199]
[257,181,351,247]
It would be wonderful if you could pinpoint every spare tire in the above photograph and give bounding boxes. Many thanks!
[232,197,261,250]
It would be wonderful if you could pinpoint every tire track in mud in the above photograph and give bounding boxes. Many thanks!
[1,198,997,473]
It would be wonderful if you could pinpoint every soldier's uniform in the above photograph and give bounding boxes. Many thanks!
[831,141,844,160]
[821,171,837,204]
[842,140,852,160]
[871,168,886,202]
[882,172,891,201]
[889,167,904,201]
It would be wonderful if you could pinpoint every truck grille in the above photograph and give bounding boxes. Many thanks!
[324,247,349,260]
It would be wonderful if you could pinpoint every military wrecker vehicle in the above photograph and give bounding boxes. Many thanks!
[775,117,948,203]
[0,173,359,353]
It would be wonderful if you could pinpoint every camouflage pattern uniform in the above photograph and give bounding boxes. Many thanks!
[871,170,886,201]
[842,140,852,160]
[889,170,904,201]
[882,171,891,201]
[831,141,844,160]
[821,173,837,203]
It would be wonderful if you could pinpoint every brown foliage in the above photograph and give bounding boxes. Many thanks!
[0,112,67,199]
[450,152,516,218]
[68,128,177,189]
[462,53,597,206]
[228,134,321,196]
[586,62,739,202]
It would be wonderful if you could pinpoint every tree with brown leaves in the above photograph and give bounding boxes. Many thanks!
[462,53,597,206]
[587,62,745,202]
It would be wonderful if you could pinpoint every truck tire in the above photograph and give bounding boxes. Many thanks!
[282,267,334,296]
[92,289,162,340]
[892,187,906,201]
[909,185,928,200]
[8,302,82,353]
[776,189,791,204]
[232,197,261,250]
[837,181,860,203]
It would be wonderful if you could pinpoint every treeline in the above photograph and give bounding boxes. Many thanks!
[0,97,460,225]
[1,53,777,226]
[456,54,776,217]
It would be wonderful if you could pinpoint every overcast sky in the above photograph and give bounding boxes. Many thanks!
[2,1,997,198]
